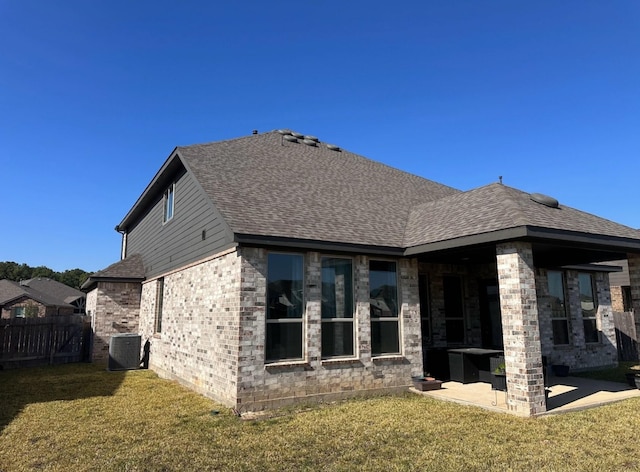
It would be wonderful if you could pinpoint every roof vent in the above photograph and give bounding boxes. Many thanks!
[290,131,304,138]
[283,135,299,143]
[304,135,319,142]
[302,139,317,147]
[277,129,291,135]
[326,144,341,152]
[530,193,559,208]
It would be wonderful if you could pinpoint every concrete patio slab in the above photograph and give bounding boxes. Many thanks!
[411,375,640,416]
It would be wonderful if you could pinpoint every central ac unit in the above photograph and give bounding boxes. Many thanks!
[108,334,141,371]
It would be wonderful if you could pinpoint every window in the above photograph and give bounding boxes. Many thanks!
[419,273,431,343]
[548,270,569,345]
[321,257,354,358]
[154,278,164,334]
[163,183,175,223]
[443,276,465,344]
[266,253,304,362]
[370,260,400,355]
[12,306,25,318]
[579,273,599,343]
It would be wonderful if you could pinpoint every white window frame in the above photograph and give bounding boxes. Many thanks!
[321,256,356,359]
[154,277,164,334]
[369,259,401,356]
[578,272,599,344]
[163,183,175,223]
[265,252,305,363]
[548,270,570,345]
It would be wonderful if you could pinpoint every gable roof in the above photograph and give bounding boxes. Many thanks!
[404,183,640,253]
[21,277,84,303]
[81,254,146,291]
[0,279,76,308]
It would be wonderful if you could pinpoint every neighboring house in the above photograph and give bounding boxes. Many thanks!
[0,277,85,318]
[83,129,640,417]
[609,260,633,312]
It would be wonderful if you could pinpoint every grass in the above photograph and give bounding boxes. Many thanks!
[572,361,640,383]
[1,364,640,471]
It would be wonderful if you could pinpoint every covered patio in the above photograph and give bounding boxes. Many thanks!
[406,184,640,417]
[411,374,640,415]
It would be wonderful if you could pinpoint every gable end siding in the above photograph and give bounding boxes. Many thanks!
[125,169,233,278]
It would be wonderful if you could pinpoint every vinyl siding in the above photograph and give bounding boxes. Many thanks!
[125,168,233,278]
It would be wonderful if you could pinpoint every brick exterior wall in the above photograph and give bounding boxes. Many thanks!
[235,248,422,412]
[138,247,422,412]
[610,284,625,313]
[496,242,546,416]
[138,250,243,407]
[87,282,141,363]
[1,298,75,319]
[537,269,617,370]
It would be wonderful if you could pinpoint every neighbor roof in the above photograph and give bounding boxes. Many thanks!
[21,277,84,304]
[0,279,76,308]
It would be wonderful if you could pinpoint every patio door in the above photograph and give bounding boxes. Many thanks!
[479,280,503,349]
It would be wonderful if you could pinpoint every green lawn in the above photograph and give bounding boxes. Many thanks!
[1,364,640,471]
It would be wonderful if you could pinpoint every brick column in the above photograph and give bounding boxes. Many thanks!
[628,253,640,360]
[496,242,546,416]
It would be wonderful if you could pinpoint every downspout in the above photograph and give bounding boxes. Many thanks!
[115,225,127,260]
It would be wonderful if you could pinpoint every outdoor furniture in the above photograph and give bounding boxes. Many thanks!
[447,348,504,384]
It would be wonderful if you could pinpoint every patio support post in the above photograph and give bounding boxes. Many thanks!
[496,242,546,416]
[627,253,640,360]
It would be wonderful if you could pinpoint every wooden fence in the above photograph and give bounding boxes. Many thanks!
[0,315,92,369]
[613,311,638,362]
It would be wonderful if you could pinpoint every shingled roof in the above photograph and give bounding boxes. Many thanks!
[404,183,640,252]
[116,130,640,263]
[174,130,459,249]
[0,279,76,308]
[81,254,145,291]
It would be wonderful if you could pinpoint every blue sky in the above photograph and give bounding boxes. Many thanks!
[1,1,639,272]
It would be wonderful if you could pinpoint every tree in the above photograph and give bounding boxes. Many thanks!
[0,261,90,289]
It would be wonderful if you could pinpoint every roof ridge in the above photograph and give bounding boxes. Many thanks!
[493,184,530,227]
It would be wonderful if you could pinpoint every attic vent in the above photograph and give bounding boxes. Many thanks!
[302,139,317,147]
[304,135,319,142]
[290,131,304,138]
[283,135,299,143]
[326,144,341,152]
[530,193,559,208]
[277,129,291,135]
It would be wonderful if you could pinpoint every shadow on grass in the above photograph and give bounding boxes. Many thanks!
[0,363,126,432]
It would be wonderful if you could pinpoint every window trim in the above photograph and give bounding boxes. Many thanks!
[320,256,356,360]
[154,277,164,334]
[548,270,570,346]
[578,272,599,344]
[12,306,26,319]
[369,259,401,357]
[163,183,175,224]
[265,252,305,363]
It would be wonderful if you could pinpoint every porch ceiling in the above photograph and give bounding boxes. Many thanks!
[416,239,629,268]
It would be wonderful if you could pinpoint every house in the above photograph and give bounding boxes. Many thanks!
[608,260,633,312]
[0,277,85,318]
[83,129,640,417]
